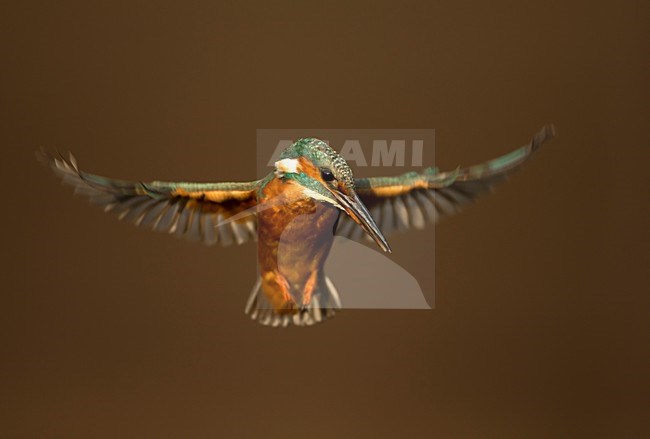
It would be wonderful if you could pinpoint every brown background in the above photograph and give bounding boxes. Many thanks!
[1,1,648,438]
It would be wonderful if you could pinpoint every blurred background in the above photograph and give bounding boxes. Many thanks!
[1,1,648,437]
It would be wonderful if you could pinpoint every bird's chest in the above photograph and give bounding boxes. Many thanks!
[257,181,340,270]
[258,196,339,249]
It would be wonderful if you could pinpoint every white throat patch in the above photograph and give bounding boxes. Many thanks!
[302,188,344,210]
[274,158,301,177]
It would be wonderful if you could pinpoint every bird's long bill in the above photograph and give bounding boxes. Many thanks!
[331,190,391,253]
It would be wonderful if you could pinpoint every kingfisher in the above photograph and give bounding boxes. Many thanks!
[40,125,555,327]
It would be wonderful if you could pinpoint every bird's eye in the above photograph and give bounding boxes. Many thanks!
[320,168,336,182]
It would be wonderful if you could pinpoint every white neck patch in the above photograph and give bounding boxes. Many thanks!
[274,158,301,177]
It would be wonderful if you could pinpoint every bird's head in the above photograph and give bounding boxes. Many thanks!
[274,138,391,253]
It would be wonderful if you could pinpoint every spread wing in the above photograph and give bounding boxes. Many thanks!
[39,150,260,246]
[337,125,555,241]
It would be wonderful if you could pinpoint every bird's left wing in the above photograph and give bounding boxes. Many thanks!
[39,150,260,246]
[336,125,555,241]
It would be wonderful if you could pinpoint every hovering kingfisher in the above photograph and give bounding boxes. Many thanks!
[40,125,555,327]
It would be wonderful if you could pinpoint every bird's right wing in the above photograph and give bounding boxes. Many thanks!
[39,150,260,246]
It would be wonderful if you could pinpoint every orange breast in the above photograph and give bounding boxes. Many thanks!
[257,178,339,311]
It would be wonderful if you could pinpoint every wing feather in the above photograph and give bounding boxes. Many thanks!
[39,150,260,246]
[337,125,555,239]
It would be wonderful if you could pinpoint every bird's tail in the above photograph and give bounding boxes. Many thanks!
[244,275,342,327]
